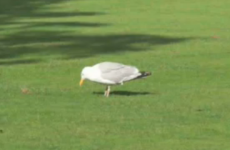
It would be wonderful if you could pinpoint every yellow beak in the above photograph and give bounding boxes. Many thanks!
[79,79,84,86]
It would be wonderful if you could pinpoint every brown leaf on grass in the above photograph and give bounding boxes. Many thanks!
[212,36,220,39]
[21,88,31,94]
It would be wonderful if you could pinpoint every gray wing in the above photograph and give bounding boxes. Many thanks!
[97,62,140,83]
[96,62,125,73]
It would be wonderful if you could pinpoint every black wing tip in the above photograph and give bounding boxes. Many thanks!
[131,71,152,81]
[140,71,152,76]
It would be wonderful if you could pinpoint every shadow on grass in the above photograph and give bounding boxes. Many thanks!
[0,0,194,65]
[0,59,40,66]
[0,2,108,29]
[93,91,154,96]
[0,0,105,24]
[0,31,193,60]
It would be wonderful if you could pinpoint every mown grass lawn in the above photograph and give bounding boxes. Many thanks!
[0,0,230,149]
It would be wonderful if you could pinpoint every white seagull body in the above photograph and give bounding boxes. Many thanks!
[80,62,151,97]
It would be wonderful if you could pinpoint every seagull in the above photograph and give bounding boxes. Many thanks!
[79,62,151,97]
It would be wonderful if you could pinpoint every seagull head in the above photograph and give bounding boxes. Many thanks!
[79,67,92,86]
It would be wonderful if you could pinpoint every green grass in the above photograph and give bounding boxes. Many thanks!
[1,0,230,149]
